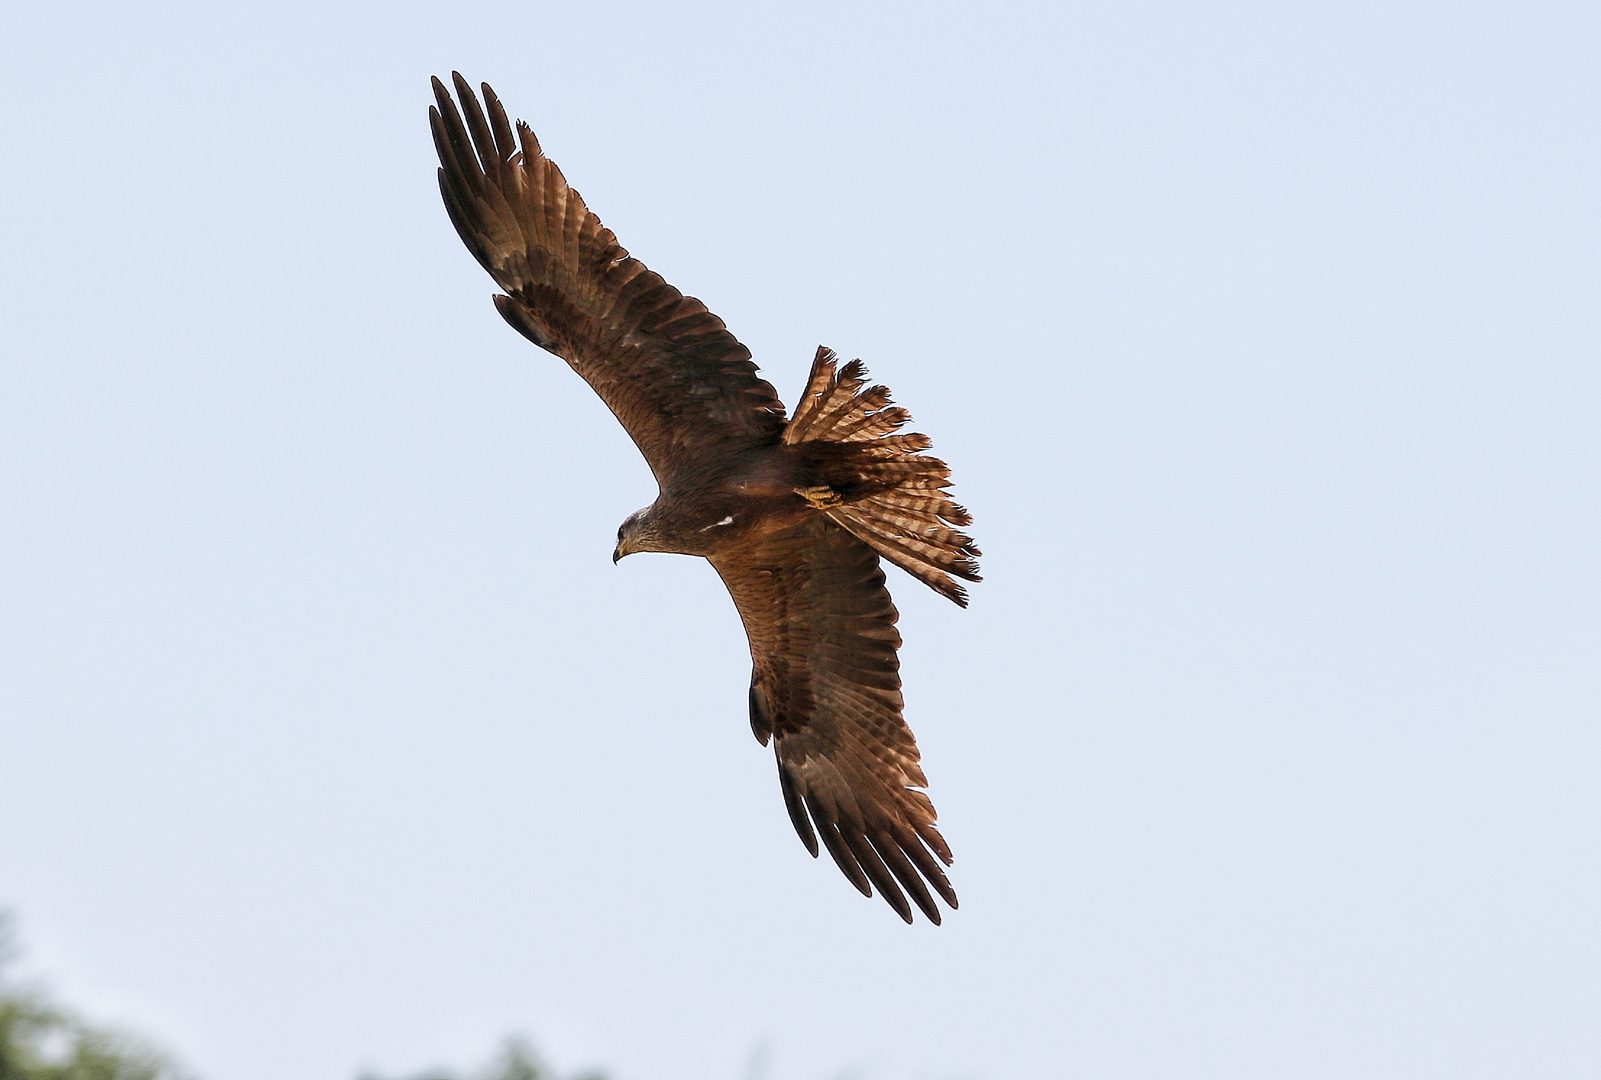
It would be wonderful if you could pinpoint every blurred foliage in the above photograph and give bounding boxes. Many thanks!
[0,914,187,1080]
[357,1035,608,1080]
[0,914,605,1080]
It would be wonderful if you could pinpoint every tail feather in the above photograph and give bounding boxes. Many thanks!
[867,489,975,527]
[857,432,933,454]
[835,406,911,443]
[839,510,979,606]
[784,357,878,446]
[783,347,981,606]
[853,497,980,558]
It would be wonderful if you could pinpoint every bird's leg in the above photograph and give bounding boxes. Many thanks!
[796,485,845,510]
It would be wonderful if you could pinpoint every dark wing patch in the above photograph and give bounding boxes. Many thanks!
[430,74,787,487]
[710,517,957,924]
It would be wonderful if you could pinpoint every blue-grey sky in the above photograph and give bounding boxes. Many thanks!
[2,2,1597,1078]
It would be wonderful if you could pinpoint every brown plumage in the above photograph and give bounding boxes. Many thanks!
[430,74,980,923]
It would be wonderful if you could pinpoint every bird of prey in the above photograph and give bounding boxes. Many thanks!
[429,74,980,924]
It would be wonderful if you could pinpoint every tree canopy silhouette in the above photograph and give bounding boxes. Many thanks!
[0,915,185,1080]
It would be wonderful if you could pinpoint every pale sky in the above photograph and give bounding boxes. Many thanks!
[2,2,1597,1079]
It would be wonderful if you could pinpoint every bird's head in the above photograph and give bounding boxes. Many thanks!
[613,507,662,563]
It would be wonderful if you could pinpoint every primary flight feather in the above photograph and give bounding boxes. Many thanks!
[430,73,980,923]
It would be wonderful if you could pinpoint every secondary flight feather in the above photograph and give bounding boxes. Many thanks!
[430,74,980,923]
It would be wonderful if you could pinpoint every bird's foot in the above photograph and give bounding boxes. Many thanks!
[796,485,845,510]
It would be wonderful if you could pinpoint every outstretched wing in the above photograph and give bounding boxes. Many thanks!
[710,516,958,924]
[430,74,788,487]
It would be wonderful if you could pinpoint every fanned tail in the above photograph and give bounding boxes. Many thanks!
[784,347,982,606]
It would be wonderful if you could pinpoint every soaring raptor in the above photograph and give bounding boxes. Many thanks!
[430,74,980,923]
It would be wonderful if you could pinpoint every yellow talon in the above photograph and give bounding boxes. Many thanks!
[797,485,844,510]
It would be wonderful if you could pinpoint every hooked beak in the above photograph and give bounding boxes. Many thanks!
[612,540,627,564]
